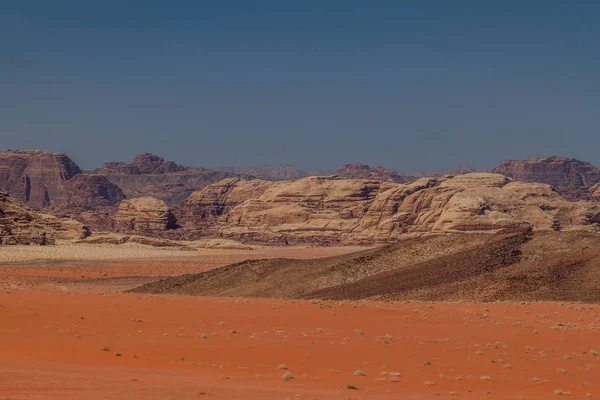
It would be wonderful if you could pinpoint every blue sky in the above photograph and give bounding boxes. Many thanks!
[2,1,600,172]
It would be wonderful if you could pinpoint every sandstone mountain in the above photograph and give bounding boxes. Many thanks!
[0,192,90,245]
[175,173,600,245]
[56,174,125,207]
[0,150,81,208]
[0,150,125,210]
[114,197,178,235]
[130,230,600,303]
[98,153,237,206]
[332,163,415,183]
[218,165,308,181]
[492,156,600,199]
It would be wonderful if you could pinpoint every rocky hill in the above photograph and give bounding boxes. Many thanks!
[98,152,186,175]
[98,153,238,206]
[492,156,600,199]
[129,230,600,303]
[0,150,125,210]
[0,192,90,245]
[175,173,600,245]
[0,150,81,208]
[114,197,178,235]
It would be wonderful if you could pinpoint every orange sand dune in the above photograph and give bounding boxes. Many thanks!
[1,290,598,399]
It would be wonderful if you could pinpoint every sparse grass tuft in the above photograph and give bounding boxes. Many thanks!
[278,364,288,370]
[102,346,111,352]
[282,372,295,381]
[346,384,358,390]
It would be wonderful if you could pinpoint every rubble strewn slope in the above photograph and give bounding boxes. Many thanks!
[130,231,600,303]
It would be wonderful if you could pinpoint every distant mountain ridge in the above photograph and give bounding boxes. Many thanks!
[2,149,600,244]
[218,165,308,181]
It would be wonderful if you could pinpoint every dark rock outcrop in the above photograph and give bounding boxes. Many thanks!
[98,153,238,206]
[58,174,125,207]
[493,157,600,199]
[0,150,81,208]
[98,153,186,175]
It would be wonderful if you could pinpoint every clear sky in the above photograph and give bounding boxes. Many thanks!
[2,1,600,172]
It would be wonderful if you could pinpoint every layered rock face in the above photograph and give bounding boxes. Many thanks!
[114,197,177,234]
[177,177,273,228]
[98,153,236,206]
[56,174,125,207]
[333,163,415,183]
[0,150,82,208]
[99,153,186,175]
[178,173,600,244]
[591,183,600,198]
[0,150,127,218]
[492,157,600,198]
[0,192,90,245]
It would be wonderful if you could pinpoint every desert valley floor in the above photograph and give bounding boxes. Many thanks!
[1,243,599,400]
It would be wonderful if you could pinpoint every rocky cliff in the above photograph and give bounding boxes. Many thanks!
[57,174,125,207]
[492,157,600,199]
[0,192,90,245]
[114,197,178,235]
[0,150,82,208]
[177,173,600,244]
[0,150,127,212]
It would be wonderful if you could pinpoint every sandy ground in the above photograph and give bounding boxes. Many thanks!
[1,291,598,399]
[0,244,368,292]
[0,244,598,399]
[0,243,368,263]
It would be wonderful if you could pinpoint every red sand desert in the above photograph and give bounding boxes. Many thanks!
[0,244,598,399]
[2,286,599,399]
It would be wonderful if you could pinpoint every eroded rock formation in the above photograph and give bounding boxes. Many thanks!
[0,150,82,208]
[492,157,600,199]
[114,197,177,235]
[98,153,236,206]
[177,173,600,244]
[0,192,90,245]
